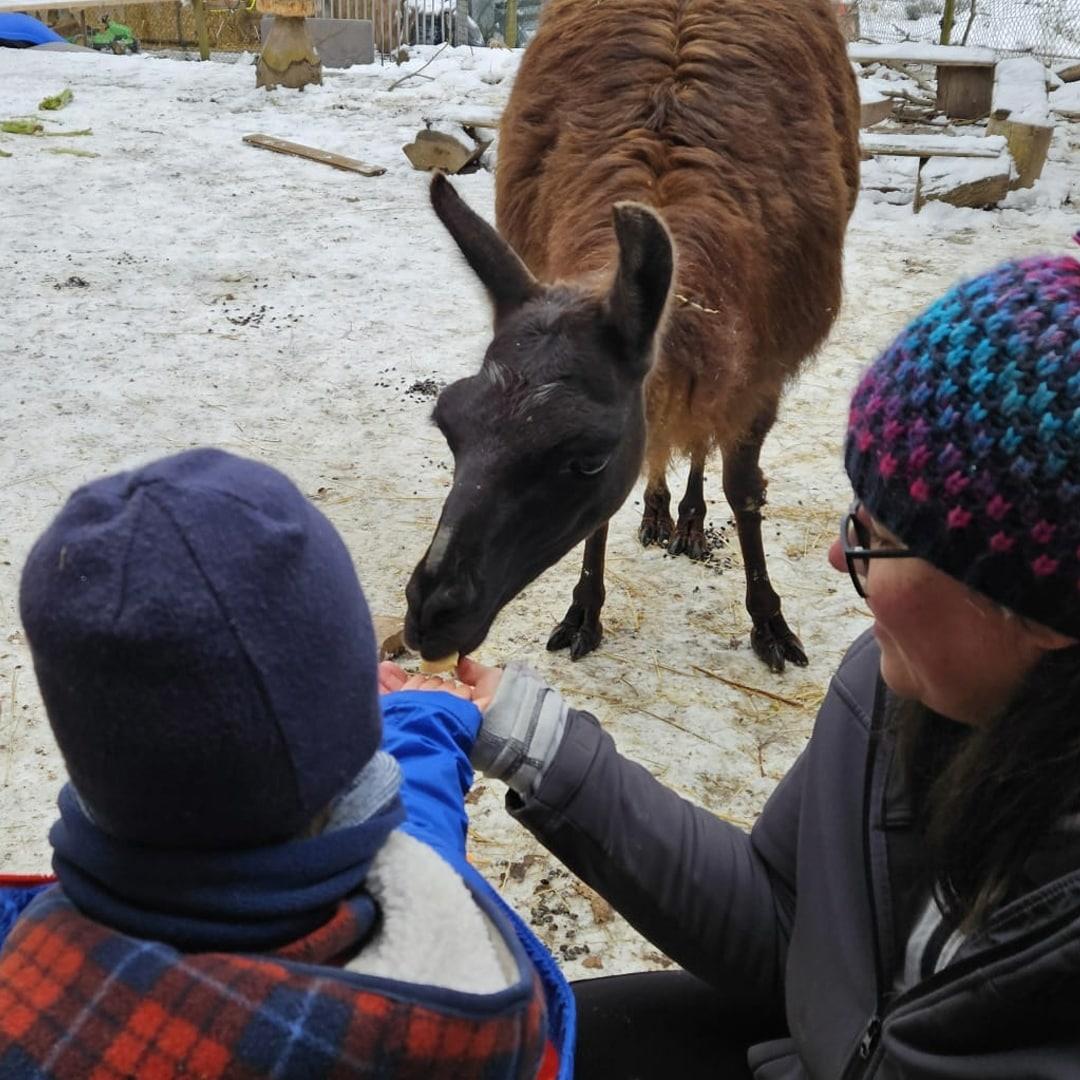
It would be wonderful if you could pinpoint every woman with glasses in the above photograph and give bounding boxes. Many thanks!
[385,250,1080,1078]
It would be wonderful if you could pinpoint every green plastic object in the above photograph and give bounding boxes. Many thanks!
[88,19,139,53]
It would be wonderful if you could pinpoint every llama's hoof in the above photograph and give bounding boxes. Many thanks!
[638,514,674,548]
[547,613,603,659]
[667,525,708,561]
[750,616,808,673]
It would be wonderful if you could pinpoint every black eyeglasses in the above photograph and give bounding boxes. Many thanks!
[840,500,914,599]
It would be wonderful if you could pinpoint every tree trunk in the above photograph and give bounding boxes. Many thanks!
[939,0,955,44]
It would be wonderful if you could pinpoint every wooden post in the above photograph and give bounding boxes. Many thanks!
[936,65,995,118]
[504,0,517,47]
[192,0,210,60]
[987,56,1053,190]
[255,0,322,90]
[453,0,467,45]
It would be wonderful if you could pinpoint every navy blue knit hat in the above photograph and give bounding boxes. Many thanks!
[19,448,381,850]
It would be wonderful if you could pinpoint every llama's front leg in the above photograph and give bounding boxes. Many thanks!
[721,419,807,673]
[668,455,708,559]
[547,524,608,660]
[638,476,674,547]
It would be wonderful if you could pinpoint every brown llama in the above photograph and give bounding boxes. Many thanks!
[405,0,860,672]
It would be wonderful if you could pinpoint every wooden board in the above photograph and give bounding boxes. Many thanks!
[860,132,1006,159]
[848,42,997,67]
[243,133,385,176]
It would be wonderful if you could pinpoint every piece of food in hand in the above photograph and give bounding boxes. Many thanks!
[419,652,460,675]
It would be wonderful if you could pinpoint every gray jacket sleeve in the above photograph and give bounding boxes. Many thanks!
[508,706,803,1011]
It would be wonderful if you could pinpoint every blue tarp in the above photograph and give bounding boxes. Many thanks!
[0,13,64,45]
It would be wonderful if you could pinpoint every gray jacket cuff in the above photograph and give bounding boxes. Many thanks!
[471,661,569,796]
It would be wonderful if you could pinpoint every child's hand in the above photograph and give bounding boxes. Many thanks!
[455,656,503,712]
[378,661,409,695]
[398,672,476,702]
[380,659,476,702]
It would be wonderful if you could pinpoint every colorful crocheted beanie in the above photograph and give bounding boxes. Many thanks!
[845,251,1080,638]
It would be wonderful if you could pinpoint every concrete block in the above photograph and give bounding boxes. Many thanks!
[260,15,373,67]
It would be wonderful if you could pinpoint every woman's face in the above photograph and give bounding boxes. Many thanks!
[828,503,1055,726]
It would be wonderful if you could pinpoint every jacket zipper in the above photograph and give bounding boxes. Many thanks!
[841,681,887,1080]
[841,903,1080,1079]
[841,681,1080,1079]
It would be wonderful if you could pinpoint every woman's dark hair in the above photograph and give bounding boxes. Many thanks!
[896,641,1080,931]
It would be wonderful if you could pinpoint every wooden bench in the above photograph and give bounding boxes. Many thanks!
[849,42,998,120]
[860,131,1010,211]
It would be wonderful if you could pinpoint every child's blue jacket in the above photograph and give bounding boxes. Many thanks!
[382,691,575,1080]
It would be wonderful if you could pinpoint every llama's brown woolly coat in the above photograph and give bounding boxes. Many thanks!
[495,0,860,471]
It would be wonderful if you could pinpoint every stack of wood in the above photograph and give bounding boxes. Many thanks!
[1049,61,1080,122]
[851,42,1076,211]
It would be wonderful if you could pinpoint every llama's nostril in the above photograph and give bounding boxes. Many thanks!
[424,577,478,629]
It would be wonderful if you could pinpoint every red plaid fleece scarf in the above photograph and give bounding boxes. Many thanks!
[0,888,558,1079]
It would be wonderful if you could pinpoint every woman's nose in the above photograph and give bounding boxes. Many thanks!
[827,535,846,574]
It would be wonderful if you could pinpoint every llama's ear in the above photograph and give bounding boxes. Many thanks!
[430,173,539,325]
[606,202,674,377]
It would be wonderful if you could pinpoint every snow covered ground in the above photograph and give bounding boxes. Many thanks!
[2,44,1079,978]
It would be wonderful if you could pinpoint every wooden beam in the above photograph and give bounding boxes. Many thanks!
[848,42,997,66]
[860,132,1006,159]
[242,134,385,175]
[0,0,135,10]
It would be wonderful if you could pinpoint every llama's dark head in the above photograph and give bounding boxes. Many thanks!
[404,174,674,662]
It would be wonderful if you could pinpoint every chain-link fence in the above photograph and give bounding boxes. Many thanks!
[318,0,1080,63]
[853,0,1080,63]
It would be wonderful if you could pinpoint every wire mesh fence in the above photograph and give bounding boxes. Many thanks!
[317,0,482,50]
[852,0,1080,63]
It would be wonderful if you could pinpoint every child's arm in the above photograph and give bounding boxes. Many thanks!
[378,684,482,868]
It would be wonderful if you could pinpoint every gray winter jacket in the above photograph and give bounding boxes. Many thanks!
[507,632,1080,1078]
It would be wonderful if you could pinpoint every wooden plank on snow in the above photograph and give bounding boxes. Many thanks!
[242,134,385,176]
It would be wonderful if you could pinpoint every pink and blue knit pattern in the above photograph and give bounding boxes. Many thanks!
[845,252,1080,636]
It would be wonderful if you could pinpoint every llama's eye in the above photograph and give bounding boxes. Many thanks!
[571,455,611,477]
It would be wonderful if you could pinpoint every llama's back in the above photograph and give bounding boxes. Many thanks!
[496,0,859,449]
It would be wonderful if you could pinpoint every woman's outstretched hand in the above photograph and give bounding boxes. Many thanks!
[454,656,503,712]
